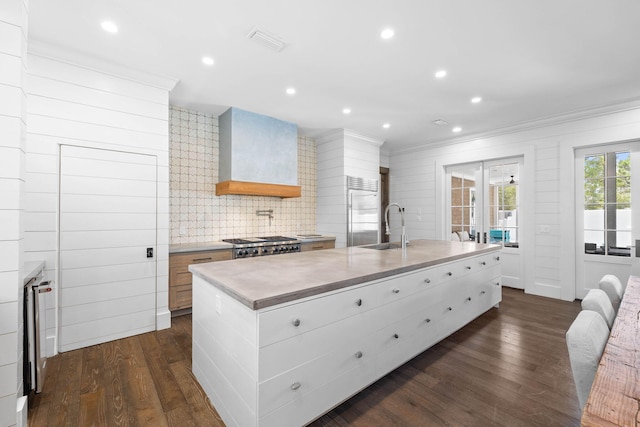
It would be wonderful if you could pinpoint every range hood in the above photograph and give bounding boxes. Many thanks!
[216,107,301,198]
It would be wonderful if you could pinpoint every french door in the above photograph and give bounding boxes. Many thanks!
[575,141,640,298]
[446,158,523,289]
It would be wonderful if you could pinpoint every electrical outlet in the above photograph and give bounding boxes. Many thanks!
[179,226,186,236]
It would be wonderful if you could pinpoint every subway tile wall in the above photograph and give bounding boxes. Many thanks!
[169,106,317,243]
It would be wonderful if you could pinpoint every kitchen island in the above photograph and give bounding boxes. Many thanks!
[190,239,501,427]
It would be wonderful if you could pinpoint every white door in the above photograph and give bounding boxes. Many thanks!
[59,146,157,352]
[575,142,639,298]
[446,158,523,289]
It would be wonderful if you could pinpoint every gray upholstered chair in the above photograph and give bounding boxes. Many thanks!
[566,310,609,410]
[598,274,624,312]
[581,289,615,329]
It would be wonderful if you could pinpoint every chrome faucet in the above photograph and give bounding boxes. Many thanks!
[384,203,408,250]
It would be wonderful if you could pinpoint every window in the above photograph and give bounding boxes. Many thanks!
[450,167,477,241]
[488,163,519,247]
[583,151,631,256]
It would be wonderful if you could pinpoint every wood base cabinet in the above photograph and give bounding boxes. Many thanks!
[169,249,232,311]
[192,251,501,427]
[300,240,335,251]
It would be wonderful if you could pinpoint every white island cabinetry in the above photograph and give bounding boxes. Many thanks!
[191,243,501,427]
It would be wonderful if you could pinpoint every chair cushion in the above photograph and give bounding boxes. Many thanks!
[581,288,616,329]
[598,274,624,312]
[566,310,609,410]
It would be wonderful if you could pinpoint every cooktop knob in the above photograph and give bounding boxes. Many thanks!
[236,250,243,257]
[253,249,259,254]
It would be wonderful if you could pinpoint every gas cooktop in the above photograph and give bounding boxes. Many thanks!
[222,236,298,244]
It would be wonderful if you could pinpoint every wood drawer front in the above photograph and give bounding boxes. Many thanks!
[258,284,376,348]
[170,250,232,274]
[258,328,377,416]
[169,284,192,310]
[300,241,335,252]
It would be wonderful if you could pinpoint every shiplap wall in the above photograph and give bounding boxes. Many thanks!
[24,51,174,356]
[388,106,640,301]
[316,130,382,248]
[0,1,27,425]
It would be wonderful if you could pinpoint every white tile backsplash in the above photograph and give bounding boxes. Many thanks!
[169,105,317,243]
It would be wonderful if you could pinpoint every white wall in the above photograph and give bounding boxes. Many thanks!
[24,49,175,355]
[0,0,27,425]
[388,105,640,301]
[316,130,382,248]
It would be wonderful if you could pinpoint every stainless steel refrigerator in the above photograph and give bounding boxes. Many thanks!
[347,176,379,246]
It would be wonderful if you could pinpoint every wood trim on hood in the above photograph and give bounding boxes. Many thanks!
[215,180,301,198]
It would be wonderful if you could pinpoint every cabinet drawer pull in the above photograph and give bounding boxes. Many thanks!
[355,351,363,359]
[393,333,399,339]
[193,257,213,262]
[424,278,431,284]
[447,307,453,311]
[495,256,500,261]
[481,261,486,266]
[356,298,362,306]
[292,318,301,327]
[495,282,500,286]
[291,382,301,391]
[425,318,431,323]
[465,266,471,270]
[481,290,486,295]
[392,288,400,294]
[466,297,472,301]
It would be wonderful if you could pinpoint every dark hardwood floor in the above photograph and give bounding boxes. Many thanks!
[28,288,583,426]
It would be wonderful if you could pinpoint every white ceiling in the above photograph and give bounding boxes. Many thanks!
[27,0,640,152]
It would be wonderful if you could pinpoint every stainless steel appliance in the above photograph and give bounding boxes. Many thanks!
[23,269,51,395]
[222,236,301,258]
[347,176,379,247]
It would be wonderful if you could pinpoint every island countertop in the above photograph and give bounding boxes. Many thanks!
[189,239,500,310]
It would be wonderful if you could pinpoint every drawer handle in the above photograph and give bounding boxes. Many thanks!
[447,307,452,311]
[425,318,431,323]
[495,282,500,287]
[481,261,486,266]
[393,333,399,339]
[481,290,486,295]
[355,351,363,359]
[291,382,301,391]
[446,272,453,276]
[193,257,213,262]
[466,297,472,302]
[496,256,500,261]
[465,266,471,270]
[392,288,400,294]
[424,278,431,284]
[356,298,362,306]
[292,318,301,327]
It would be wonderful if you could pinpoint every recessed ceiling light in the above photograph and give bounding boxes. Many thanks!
[343,108,351,115]
[471,96,482,103]
[201,56,214,66]
[286,87,296,95]
[432,119,449,126]
[435,70,447,79]
[380,28,395,39]
[101,21,118,33]
[452,126,462,133]
[383,123,391,129]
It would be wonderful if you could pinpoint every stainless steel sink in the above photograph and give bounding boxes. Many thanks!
[360,242,403,250]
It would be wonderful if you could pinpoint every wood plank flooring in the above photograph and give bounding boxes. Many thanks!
[28,288,583,426]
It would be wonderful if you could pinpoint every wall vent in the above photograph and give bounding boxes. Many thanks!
[247,26,288,52]
[432,119,449,125]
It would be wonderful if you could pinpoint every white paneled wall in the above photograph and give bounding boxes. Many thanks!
[0,0,27,425]
[24,51,175,356]
[169,106,317,243]
[389,106,640,301]
[316,130,382,248]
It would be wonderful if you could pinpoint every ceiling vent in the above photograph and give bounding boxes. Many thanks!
[247,26,288,52]
[432,119,449,126]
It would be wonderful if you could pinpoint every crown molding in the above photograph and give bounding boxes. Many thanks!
[312,128,384,147]
[27,40,179,91]
[394,98,640,155]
